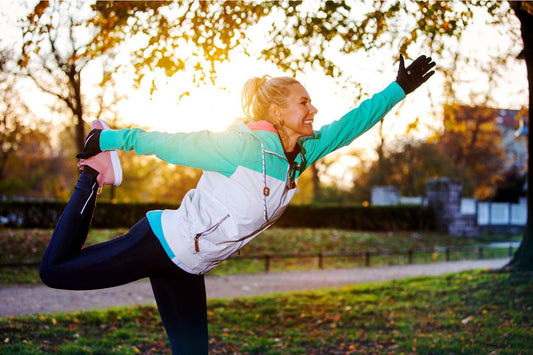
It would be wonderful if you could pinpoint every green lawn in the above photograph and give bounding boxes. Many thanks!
[1,270,531,354]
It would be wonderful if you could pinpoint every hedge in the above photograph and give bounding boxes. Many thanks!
[276,205,435,231]
[0,202,435,231]
[0,201,175,229]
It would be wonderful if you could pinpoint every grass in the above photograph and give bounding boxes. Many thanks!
[1,270,531,354]
[0,228,521,284]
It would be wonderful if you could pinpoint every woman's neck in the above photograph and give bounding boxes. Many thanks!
[279,131,299,154]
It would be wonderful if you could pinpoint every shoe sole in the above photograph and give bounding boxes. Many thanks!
[110,151,122,186]
[93,119,123,186]
[92,119,110,130]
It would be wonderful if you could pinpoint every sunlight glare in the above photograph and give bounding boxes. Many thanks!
[121,53,285,133]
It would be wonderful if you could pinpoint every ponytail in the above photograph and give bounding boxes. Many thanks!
[241,75,270,119]
[241,75,299,123]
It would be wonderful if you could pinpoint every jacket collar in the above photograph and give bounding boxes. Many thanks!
[244,120,284,155]
[245,120,305,158]
[246,120,278,134]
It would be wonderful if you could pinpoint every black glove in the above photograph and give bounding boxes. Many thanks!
[76,129,102,159]
[395,54,436,95]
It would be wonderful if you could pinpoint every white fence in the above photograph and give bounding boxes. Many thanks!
[461,198,527,226]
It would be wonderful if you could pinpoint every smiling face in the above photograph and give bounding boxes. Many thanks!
[274,83,318,151]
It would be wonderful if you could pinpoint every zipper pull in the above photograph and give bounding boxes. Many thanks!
[194,235,200,252]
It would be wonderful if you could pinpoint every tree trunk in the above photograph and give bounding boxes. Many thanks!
[71,69,85,152]
[310,162,320,202]
[506,2,533,271]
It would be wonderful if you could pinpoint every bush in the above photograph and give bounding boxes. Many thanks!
[277,205,435,231]
[0,202,435,230]
[0,201,175,229]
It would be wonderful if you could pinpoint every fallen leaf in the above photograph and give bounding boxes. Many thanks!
[461,316,474,325]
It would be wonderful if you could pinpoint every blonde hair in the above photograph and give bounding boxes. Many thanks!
[241,75,300,124]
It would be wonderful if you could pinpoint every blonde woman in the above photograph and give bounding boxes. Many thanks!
[40,54,435,354]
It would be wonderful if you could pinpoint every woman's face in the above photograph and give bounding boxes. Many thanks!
[278,83,318,144]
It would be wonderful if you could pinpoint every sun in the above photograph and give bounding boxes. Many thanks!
[121,53,285,134]
[119,77,240,134]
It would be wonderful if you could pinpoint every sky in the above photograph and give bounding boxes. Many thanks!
[1,1,529,188]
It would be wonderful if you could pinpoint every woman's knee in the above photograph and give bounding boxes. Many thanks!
[39,262,61,289]
[39,262,52,287]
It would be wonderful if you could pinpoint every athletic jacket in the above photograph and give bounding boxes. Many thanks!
[99,82,405,274]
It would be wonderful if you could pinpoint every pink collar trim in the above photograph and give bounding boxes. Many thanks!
[247,120,278,134]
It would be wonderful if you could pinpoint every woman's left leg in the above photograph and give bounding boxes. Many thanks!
[150,259,208,355]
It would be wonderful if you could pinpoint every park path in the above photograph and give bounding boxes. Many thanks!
[0,258,509,317]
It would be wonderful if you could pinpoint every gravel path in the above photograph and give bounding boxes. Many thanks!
[0,258,509,316]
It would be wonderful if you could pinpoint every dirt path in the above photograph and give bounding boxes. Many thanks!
[0,258,509,316]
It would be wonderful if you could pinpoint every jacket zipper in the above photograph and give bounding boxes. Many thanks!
[194,153,295,253]
[211,138,302,251]
[218,162,296,248]
[194,214,230,252]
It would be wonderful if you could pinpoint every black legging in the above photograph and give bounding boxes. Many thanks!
[39,172,208,354]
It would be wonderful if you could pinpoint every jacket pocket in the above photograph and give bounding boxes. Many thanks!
[194,214,230,253]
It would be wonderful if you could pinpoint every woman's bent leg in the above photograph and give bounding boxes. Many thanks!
[150,261,208,355]
[40,172,98,271]
[40,215,170,290]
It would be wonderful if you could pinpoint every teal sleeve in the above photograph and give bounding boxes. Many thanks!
[100,126,257,175]
[300,82,405,166]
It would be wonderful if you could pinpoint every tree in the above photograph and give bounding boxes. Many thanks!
[18,0,533,269]
[0,50,25,181]
[0,126,72,199]
[0,48,71,199]
[18,1,151,151]
[261,0,531,270]
[17,1,265,199]
[506,2,533,271]
[353,140,455,202]
[263,0,532,270]
[438,105,506,199]
[352,104,510,202]
[92,1,273,86]
[108,155,202,203]
[492,166,526,203]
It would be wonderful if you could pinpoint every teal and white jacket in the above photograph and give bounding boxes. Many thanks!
[100,82,405,274]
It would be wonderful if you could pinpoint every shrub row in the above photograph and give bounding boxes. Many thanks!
[276,205,435,231]
[0,201,176,229]
[0,202,435,231]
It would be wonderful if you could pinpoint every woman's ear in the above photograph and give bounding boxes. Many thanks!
[269,103,281,120]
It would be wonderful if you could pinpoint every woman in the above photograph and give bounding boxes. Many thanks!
[40,54,435,354]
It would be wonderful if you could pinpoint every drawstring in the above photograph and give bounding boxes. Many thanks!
[260,143,269,223]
